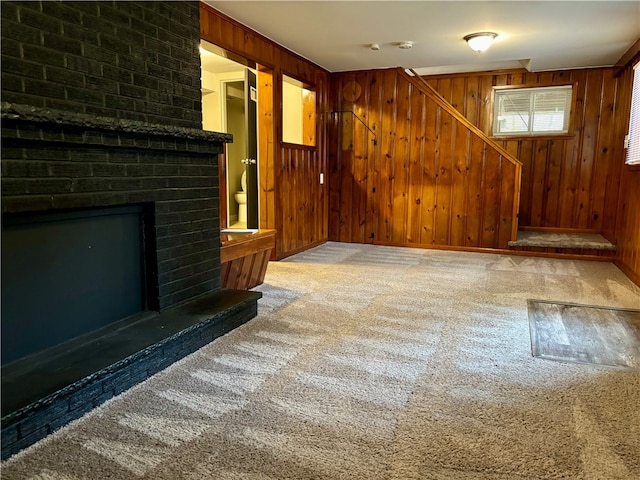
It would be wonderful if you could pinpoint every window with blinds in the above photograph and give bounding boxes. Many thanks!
[493,85,573,137]
[626,63,640,165]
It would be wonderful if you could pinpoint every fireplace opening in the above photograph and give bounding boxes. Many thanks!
[1,204,158,365]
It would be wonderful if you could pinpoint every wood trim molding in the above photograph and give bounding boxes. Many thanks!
[614,37,640,77]
[373,240,615,262]
[281,142,317,151]
[420,68,530,81]
[403,68,522,168]
[615,259,640,288]
[220,229,276,263]
[276,239,326,259]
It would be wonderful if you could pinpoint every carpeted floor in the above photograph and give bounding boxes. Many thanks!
[2,243,640,479]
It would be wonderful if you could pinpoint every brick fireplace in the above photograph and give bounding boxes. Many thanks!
[1,1,260,458]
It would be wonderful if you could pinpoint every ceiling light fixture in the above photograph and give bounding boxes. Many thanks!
[370,43,380,51]
[398,41,413,50]
[463,32,498,52]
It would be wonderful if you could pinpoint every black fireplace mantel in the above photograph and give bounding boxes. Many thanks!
[1,102,232,143]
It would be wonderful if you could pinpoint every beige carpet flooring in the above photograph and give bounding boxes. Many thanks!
[3,243,640,479]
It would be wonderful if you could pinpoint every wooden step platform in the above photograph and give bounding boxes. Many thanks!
[508,231,616,258]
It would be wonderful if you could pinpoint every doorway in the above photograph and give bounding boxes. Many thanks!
[200,42,259,230]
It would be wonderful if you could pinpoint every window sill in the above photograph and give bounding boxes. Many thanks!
[491,134,575,141]
[281,142,316,150]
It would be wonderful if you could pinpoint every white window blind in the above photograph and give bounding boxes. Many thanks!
[626,63,640,165]
[493,85,572,137]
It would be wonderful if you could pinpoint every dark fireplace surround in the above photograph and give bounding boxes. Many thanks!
[0,103,261,458]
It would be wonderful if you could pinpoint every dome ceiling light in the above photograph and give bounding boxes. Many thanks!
[463,32,498,52]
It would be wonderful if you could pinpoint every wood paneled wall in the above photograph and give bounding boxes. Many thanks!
[200,2,639,280]
[425,68,627,236]
[280,145,326,254]
[329,68,521,250]
[613,62,640,287]
[615,167,640,286]
[200,4,330,259]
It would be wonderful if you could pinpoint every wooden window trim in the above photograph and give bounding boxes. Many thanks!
[281,142,317,151]
[626,61,640,165]
[282,73,316,147]
[490,82,578,139]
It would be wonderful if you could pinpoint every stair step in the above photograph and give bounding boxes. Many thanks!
[508,231,616,251]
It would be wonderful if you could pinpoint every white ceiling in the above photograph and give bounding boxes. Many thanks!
[203,0,640,75]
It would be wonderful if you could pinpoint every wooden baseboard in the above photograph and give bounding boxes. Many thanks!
[372,240,614,262]
[276,239,327,260]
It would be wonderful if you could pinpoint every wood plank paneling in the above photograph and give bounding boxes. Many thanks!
[435,108,453,245]
[302,90,316,146]
[366,71,382,243]
[329,68,521,249]
[481,149,501,247]
[327,110,341,240]
[466,136,485,246]
[613,63,640,287]
[615,168,640,287]
[379,70,398,243]
[427,67,628,233]
[421,94,438,245]
[279,145,324,255]
[353,92,369,243]
[392,77,411,244]
[576,70,601,227]
[544,140,564,226]
[257,68,275,232]
[407,90,426,244]
[200,4,330,260]
[530,140,548,226]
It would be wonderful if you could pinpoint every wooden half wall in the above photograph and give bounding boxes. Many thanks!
[200,3,330,259]
[328,68,522,249]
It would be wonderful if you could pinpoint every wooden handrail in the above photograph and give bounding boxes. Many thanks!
[399,68,522,242]
[400,68,522,168]
[331,110,378,145]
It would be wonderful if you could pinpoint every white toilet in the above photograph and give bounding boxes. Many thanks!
[234,170,247,223]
